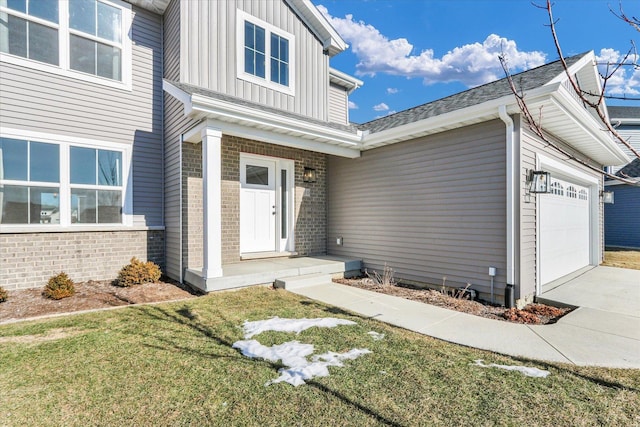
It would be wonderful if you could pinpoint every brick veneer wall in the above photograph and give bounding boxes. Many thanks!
[183,135,327,267]
[0,230,164,290]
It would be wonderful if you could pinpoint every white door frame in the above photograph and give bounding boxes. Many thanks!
[240,153,295,254]
[535,153,600,296]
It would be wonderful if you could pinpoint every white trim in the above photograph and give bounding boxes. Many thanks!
[0,0,133,91]
[283,0,347,56]
[499,105,517,287]
[201,127,223,279]
[329,67,363,94]
[235,9,296,96]
[0,127,132,230]
[535,153,600,295]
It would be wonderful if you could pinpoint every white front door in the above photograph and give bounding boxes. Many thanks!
[240,157,277,253]
[240,154,295,254]
[539,177,591,285]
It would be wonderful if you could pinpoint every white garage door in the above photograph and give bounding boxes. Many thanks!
[539,177,591,285]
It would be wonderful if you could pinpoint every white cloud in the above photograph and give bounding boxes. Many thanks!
[596,48,640,96]
[373,102,389,111]
[318,5,546,87]
[386,87,399,94]
[348,100,358,109]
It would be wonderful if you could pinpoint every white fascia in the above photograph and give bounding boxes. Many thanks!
[329,68,363,94]
[284,0,347,56]
[552,85,630,165]
[190,95,363,146]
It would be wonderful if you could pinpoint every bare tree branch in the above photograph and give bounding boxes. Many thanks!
[499,55,639,186]
[543,0,640,160]
[611,0,640,32]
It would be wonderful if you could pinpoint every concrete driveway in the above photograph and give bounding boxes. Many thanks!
[539,266,640,317]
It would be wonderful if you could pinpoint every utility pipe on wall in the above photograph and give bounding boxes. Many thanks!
[499,105,518,301]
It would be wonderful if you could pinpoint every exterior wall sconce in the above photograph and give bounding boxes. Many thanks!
[528,170,551,194]
[303,167,317,183]
[601,190,614,204]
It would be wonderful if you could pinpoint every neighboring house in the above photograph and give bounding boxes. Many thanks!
[604,106,640,249]
[0,0,629,307]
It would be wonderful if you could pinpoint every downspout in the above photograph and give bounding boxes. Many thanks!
[499,105,517,307]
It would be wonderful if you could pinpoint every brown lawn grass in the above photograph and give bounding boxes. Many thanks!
[1,287,639,426]
[603,250,640,270]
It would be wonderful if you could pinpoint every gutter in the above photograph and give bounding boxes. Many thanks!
[499,105,517,289]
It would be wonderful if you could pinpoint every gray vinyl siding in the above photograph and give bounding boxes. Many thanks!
[163,0,198,281]
[605,185,640,248]
[0,6,164,227]
[328,83,348,125]
[327,120,508,300]
[519,126,604,297]
[179,0,329,121]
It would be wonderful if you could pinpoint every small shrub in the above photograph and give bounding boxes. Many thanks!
[116,257,162,287]
[0,286,8,303]
[43,272,76,300]
[365,263,396,287]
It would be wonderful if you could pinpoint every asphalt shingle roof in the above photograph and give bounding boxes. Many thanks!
[357,53,587,134]
[616,158,640,178]
[608,106,640,119]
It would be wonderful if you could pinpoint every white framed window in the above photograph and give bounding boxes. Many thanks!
[0,128,132,229]
[0,0,132,90]
[236,9,295,95]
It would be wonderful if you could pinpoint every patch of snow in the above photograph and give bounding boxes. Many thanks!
[232,317,370,386]
[241,316,356,339]
[267,348,371,387]
[473,359,550,378]
[368,331,385,341]
[233,340,314,367]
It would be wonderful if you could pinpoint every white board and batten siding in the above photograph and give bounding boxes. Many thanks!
[179,0,330,121]
[519,126,603,296]
[0,6,164,227]
[327,120,508,299]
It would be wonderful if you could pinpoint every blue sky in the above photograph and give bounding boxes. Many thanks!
[315,0,640,124]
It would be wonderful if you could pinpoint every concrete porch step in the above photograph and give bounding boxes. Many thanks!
[274,273,332,290]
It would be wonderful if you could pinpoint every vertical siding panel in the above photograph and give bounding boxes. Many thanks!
[178,0,329,121]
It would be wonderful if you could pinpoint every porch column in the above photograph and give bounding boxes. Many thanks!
[201,127,223,279]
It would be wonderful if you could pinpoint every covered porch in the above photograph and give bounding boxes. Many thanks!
[184,255,362,293]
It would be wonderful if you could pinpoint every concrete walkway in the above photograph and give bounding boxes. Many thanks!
[289,266,640,368]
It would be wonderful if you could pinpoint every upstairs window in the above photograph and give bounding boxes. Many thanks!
[244,21,265,78]
[0,0,59,65]
[69,0,122,81]
[270,33,288,86]
[237,9,295,95]
[0,0,131,88]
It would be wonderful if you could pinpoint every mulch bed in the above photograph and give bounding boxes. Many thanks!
[0,279,199,323]
[333,277,571,325]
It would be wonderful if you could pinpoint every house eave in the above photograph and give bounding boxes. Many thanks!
[329,68,363,94]
[284,0,348,56]
[125,0,170,14]
[163,81,362,158]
